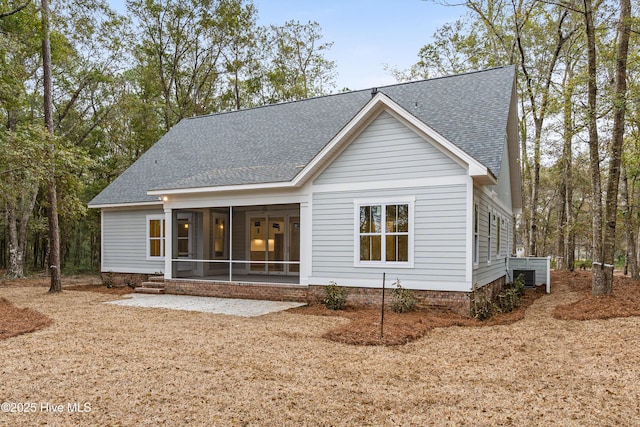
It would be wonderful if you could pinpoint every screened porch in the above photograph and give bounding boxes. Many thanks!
[164,204,301,284]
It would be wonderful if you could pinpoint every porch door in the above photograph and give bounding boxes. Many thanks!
[249,214,299,275]
[209,212,229,274]
[289,216,300,273]
[176,213,194,274]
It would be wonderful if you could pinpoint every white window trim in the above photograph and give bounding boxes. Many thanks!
[496,215,502,258]
[146,214,165,260]
[487,209,492,264]
[353,197,415,268]
[473,202,479,265]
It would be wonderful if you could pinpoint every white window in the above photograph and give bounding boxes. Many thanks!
[487,210,492,263]
[355,198,414,266]
[496,215,502,257]
[474,203,479,265]
[147,215,165,259]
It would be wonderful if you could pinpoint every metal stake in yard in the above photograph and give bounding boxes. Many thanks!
[381,272,386,338]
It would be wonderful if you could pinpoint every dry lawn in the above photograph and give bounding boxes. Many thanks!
[0,271,639,426]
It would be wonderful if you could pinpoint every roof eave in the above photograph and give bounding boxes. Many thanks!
[146,180,296,197]
[88,201,163,209]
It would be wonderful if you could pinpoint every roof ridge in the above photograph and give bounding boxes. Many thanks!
[375,65,514,92]
[184,66,515,121]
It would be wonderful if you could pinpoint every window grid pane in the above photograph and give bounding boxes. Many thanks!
[359,203,409,263]
[149,220,161,238]
[149,239,161,257]
[148,217,165,258]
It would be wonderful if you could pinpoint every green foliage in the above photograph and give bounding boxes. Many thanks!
[390,279,416,313]
[323,281,348,310]
[469,289,498,321]
[470,279,525,321]
[103,271,115,288]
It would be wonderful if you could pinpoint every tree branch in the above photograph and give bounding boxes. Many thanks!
[0,0,31,19]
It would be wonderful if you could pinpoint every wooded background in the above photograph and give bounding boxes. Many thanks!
[0,0,638,294]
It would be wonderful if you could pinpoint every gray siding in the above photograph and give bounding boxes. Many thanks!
[312,185,467,286]
[494,139,513,210]
[102,208,165,274]
[313,111,465,185]
[472,188,512,287]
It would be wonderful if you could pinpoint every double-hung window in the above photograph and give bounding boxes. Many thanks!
[355,198,414,266]
[496,216,502,257]
[147,215,165,259]
[487,211,492,263]
[473,203,479,264]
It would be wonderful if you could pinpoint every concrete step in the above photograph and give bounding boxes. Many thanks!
[135,286,165,294]
[147,275,165,283]
[135,281,165,294]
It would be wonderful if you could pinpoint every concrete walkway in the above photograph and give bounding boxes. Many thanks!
[106,294,305,317]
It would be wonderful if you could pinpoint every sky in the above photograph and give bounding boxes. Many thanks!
[107,0,465,92]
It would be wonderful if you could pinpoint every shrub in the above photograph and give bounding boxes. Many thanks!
[390,279,416,313]
[470,289,498,320]
[103,271,115,289]
[472,278,526,320]
[323,281,348,310]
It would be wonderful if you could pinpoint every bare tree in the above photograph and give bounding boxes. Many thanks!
[41,0,62,292]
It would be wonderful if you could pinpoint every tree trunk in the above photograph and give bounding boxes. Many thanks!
[6,202,25,278]
[5,188,38,278]
[562,66,574,271]
[42,0,62,293]
[598,0,631,294]
[556,162,567,269]
[583,0,606,293]
[621,166,638,279]
[587,0,631,294]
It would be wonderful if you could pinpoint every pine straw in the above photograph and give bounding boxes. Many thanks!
[0,271,639,425]
[553,271,640,320]
[0,298,52,340]
[294,286,546,346]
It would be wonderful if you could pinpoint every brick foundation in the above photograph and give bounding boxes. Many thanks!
[165,279,309,303]
[101,272,160,288]
[472,276,507,301]
[308,286,471,316]
[125,275,509,317]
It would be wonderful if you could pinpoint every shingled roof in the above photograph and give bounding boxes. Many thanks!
[89,66,516,207]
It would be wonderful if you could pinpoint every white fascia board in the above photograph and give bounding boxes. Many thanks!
[293,92,495,186]
[89,201,163,210]
[147,181,295,197]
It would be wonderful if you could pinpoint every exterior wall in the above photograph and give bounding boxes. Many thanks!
[165,279,308,303]
[494,139,513,210]
[163,279,472,315]
[472,185,513,288]
[309,110,470,292]
[313,111,465,186]
[100,272,151,287]
[307,285,471,316]
[102,208,165,274]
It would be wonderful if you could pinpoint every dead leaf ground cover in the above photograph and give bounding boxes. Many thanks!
[0,270,639,425]
[552,271,640,320]
[293,285,546,346]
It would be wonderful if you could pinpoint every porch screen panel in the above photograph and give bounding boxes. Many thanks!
[250,218,266,271]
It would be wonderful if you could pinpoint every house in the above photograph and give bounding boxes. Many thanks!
[89,66,522,314]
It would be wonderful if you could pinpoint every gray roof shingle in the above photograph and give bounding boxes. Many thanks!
[89,66,515,206]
